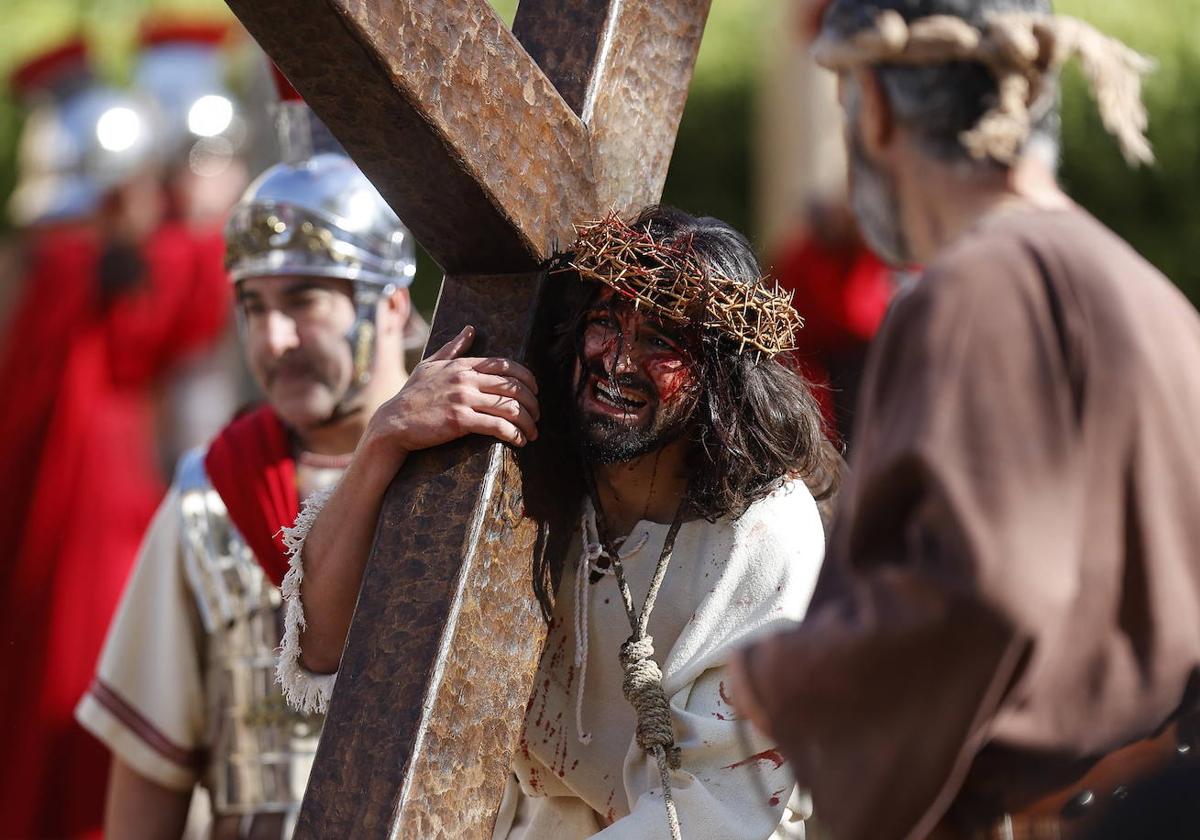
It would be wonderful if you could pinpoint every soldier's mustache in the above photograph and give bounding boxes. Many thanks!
[265,353,326,387]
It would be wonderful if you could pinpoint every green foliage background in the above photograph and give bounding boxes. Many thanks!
[1,0,1197,305]
[665,0,1200,305]
[1055,0,1200,302]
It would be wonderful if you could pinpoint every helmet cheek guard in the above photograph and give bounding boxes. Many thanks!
[348,279,397,391]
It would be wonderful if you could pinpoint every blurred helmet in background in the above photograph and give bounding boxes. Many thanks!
[8,39,164,227]
[133,21,247,178]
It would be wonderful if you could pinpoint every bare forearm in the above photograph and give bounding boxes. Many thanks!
[294,326,540,672]
[104,758,191,840]
[298,433,406,672]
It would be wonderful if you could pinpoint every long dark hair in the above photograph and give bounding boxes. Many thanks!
[551,205,840,523]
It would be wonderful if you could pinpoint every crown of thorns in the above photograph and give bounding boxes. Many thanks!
[813,10,1155,166]
[557,213,803,357]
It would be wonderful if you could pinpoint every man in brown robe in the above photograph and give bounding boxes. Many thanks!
[730,2,1200,839]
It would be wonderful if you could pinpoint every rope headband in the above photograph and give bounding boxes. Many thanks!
[560,212,804,357]
[812,10,1155,166]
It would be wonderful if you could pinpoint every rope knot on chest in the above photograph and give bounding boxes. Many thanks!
[584,478,688,840]
[620,635,681,768]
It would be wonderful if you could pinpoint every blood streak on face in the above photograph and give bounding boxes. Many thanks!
[572,288,699,465]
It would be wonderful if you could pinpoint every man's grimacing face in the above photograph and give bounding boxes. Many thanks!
[237,275,359,429]
[571,288,700,464]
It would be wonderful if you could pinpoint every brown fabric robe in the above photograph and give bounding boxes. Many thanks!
[741,207,1200,840]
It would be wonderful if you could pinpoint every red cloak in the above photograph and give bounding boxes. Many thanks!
[773,233,893,442]
[204,405,299,588]
[0,222,229,839]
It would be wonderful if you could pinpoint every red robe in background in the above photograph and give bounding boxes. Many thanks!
[773,233,893,446]
[0,222,229,839]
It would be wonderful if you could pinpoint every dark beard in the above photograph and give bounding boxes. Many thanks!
[575,411,689,465]
[572,365,695,465]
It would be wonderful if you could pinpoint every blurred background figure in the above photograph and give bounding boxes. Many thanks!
[0,33,231,839]
[771,195,892,448]
[130,16,258,470]
[5,40,161,233]
[134,17,250,229]
[757,0,894,451]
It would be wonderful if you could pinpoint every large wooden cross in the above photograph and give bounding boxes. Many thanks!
[225,1,711,835]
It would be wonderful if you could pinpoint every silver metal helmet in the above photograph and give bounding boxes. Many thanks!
[225,98,417,390]
[9,84,163,226]
[224,152,415,289]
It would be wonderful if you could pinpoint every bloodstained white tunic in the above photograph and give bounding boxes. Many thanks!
[499,480,823,839]
[280,479,824,840]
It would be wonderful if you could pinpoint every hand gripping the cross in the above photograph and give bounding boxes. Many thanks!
[286,325,540,677]
[365,325,540,456]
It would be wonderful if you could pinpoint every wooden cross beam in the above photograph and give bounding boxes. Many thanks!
[225,1,711,836]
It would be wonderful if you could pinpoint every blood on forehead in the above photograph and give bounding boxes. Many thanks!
[586,286,690,349]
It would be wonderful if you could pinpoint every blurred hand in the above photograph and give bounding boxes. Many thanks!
[365,325,540,460]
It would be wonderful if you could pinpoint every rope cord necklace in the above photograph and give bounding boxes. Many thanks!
[585,469,687,840]
[571,454,663,745]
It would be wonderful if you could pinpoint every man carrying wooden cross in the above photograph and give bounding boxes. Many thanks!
[278,205,838,839]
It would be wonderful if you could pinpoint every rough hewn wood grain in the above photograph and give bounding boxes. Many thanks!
[589,0,712,216]
[511,0,611,115]
[293,276,553,838]
[224,1,712,836]
[390,449,545,836]
[227,0,586,271]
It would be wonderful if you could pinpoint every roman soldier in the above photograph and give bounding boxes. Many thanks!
[75,79,419,839]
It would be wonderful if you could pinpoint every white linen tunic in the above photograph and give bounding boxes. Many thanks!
[500,480,823,839]
[280,479,825,840]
